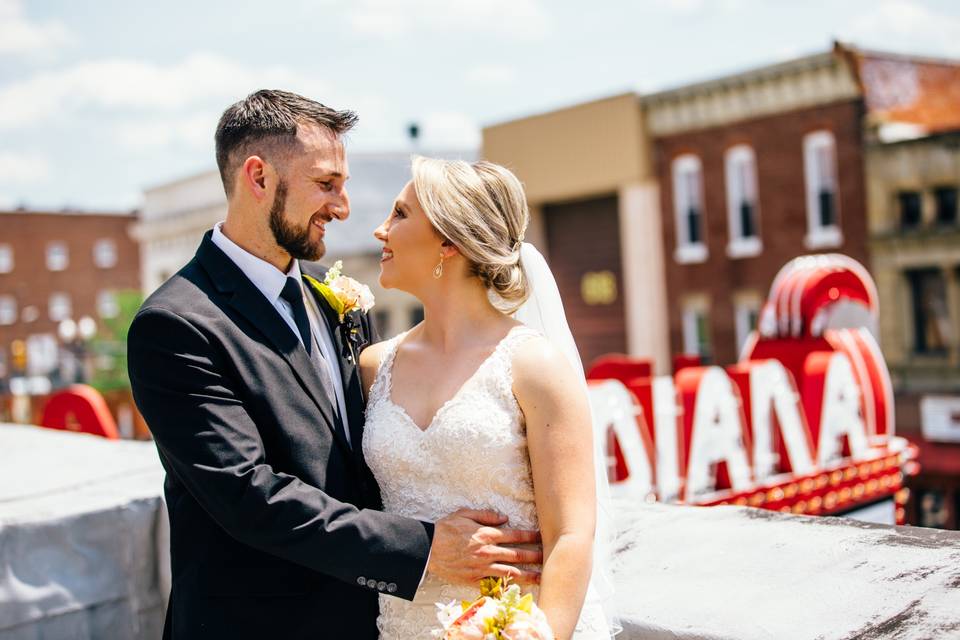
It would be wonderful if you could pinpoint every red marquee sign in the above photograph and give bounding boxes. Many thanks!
[587,255,917,524]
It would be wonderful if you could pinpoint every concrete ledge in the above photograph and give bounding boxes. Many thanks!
[610,501,960,640]
[4,425,959,639]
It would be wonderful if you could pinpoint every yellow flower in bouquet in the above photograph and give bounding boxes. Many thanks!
[433,577,554,640]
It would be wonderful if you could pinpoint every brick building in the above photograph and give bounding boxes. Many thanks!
[646,47,873,368]
[484,43,960,529]
[647,42,960,376]
[0,209,140,388]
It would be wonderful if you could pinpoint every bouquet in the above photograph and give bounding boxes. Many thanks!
[432,577,555,640]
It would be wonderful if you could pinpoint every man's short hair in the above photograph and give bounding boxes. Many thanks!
[214,89,358,196]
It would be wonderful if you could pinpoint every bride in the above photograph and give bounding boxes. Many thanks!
[359,157,612,639]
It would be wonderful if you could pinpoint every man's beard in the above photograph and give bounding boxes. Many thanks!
[269,179,325,261]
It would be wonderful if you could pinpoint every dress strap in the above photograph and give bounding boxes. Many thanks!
[497,324,542,355]
[485,325,543,401]
[369,331,408,403]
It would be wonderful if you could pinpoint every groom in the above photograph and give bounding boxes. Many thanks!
[128,90,541,639]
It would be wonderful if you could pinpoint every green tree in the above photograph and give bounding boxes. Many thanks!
[89,290,144,393]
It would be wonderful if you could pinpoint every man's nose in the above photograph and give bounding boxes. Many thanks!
[330,189,350,220]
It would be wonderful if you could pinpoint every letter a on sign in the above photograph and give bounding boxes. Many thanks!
[803,352,872,466]
[748,360,815,481]
[682,367,753,501]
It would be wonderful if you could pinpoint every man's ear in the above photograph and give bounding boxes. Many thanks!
[240,156,271,201]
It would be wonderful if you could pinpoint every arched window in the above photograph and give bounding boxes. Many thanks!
[803,130,842,248]
[724,144,761,258]
[672,154,707,263]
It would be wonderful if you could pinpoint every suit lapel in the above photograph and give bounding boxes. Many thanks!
[195,234,351,454]
[303,276,368,460]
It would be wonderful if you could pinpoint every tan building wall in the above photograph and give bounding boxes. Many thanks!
[865,133,960,402]
[482,94,670,372]
[483,93,651,205]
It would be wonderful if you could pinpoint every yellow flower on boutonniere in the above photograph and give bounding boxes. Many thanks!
[304,261,375,322]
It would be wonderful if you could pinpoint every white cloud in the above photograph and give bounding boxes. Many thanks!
[0,53,327,130]
[418,111,481,150]
[113,111,218,150]
[465,65,518,86]
[0,0,72,57]
[844,1,960,57]
[345,0,551,40]
[0,151,50,183]
[652,0,751,13]
[654,0,703,12]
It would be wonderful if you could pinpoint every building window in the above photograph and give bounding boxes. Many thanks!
[934,186,957,226]
[0,296,16,326]
[918,488,951,528]
[724,144,761,258]
[46,242,69,271]
[672,154,707,263]
[0,244,12,273]
[906,269,950,355]
[26,333,58,376]
[682,301,712,364]
[97,290,119,319]
[409,305,425,328]
[734,299,760,358]
[373,309,390,337]
[898,191,922,230]
[49,292,72,322]
[93,239,118,268]
[802,130,842,249]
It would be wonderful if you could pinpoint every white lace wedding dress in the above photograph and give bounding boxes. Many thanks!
[363,325,611,639]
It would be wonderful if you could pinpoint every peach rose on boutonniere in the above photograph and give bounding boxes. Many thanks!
[303,262,374,364]
[308,260,375,322]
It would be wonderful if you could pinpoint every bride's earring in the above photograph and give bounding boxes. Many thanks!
[433,254,445,279]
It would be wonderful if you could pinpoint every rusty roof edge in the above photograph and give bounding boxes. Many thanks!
[839,39,960,69]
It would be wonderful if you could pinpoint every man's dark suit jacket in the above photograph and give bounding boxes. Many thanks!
[128,231,433,639]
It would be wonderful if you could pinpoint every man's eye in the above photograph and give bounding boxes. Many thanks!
[319,181,333,191]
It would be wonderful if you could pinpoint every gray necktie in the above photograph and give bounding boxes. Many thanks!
[280,278,345,435]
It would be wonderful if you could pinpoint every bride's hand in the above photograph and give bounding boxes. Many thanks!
[427,508,543,585]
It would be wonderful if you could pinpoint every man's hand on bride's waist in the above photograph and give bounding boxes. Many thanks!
[426,508,543,586]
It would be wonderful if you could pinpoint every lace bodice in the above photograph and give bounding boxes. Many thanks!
[362,325,609,639]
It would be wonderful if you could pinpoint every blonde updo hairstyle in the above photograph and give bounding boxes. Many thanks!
[411,156,530,312]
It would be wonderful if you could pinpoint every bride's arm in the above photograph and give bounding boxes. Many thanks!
[513,337,596,640]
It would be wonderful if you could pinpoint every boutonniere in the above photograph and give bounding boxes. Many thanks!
[303,261,375,364]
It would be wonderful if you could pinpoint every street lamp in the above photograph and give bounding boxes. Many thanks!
[58,315,97,384]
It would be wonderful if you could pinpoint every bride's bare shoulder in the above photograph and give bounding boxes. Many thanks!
[511,333,577,394]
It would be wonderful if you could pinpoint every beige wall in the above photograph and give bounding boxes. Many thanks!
[482,93,651,205]
[865,136,960,382]
[866,139,960,234]
[481,93,669,369]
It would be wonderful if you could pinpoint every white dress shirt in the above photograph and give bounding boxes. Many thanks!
[211,222,352,445]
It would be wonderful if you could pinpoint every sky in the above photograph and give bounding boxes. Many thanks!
[2,0,960,212]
